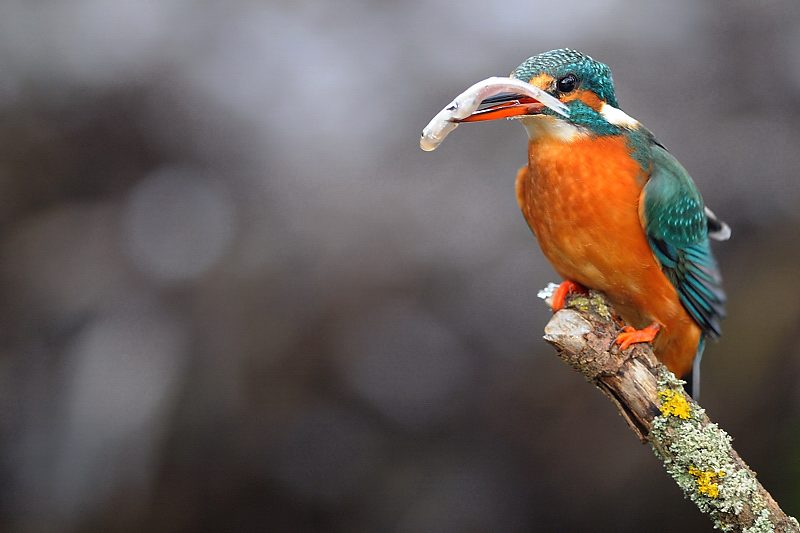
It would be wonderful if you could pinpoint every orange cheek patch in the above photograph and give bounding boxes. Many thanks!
[524,73,554,91]
[561,89,603,111]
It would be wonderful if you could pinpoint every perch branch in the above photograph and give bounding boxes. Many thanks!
[540,286,799,532]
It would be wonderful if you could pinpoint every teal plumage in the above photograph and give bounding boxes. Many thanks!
[512,49,619,107]
[641,143,726,340]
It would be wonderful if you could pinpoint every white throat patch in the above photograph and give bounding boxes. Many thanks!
[518,115,583,142]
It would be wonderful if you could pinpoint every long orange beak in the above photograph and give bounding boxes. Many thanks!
[458,95,547,122]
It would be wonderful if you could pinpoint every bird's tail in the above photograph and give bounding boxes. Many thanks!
[684,334,706,399]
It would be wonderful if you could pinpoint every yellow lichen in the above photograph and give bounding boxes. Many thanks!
[566,296,590,311]
[689,466,725,498]
[658,389,692,419]
[589,294,610,318]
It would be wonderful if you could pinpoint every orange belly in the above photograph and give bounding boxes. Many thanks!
[517,134,700,377]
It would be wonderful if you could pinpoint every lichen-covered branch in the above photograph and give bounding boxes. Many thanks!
[541,287,799,533]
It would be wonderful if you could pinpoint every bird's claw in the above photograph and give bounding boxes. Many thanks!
[551,280,586,312]
[615,323,661,351]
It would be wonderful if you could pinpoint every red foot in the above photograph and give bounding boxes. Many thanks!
[615,322,661,351]
[551,280,587,312]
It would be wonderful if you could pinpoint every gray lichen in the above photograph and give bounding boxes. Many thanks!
[741,508,773,533]
[650,368,765,530]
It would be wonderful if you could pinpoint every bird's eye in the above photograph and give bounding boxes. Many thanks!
[556,74,577,93]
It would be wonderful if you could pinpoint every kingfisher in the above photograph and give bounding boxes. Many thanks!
[422,49,729,395]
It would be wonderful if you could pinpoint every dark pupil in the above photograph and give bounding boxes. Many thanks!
[557,74,577,93]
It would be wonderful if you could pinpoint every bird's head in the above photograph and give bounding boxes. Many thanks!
[462,49,639,139]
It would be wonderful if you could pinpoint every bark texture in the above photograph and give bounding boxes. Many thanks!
[542,289,799,532]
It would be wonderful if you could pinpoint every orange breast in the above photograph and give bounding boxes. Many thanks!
[517,134,700,376]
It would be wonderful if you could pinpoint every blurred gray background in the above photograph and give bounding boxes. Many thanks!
[0,1,799,531]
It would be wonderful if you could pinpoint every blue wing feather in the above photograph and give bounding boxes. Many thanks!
[641,143,726,340]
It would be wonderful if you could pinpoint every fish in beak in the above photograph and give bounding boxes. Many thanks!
[420,76,569,151]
